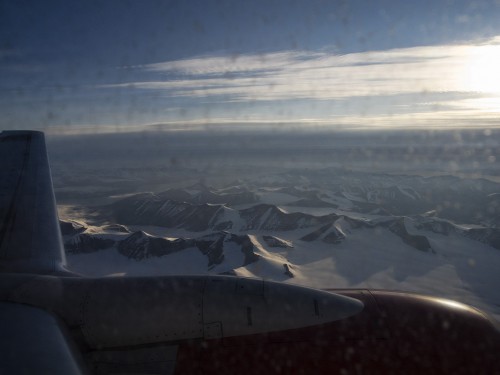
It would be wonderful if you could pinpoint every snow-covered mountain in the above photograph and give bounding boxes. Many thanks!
[62,171,500,322]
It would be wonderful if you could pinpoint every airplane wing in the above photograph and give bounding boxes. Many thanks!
[0,131,498,374]
[0,302,87,374]
[0,131,67,275]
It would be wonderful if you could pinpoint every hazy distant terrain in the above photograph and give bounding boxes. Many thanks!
[49,128,500,321]
[48,128,500,202]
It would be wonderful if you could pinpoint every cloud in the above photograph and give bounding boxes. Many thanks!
[96,36,500,129]
[116,44,477,102]
[144,51,318,75]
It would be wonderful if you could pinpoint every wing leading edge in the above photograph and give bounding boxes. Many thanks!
[0,131,67,274]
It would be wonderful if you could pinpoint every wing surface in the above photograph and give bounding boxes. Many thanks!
[0,302,86,374]
[0,131,67,274]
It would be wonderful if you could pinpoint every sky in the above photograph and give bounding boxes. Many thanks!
[2,0,500,133]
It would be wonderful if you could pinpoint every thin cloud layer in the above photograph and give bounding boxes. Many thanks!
[98,37,500,128]
[113,43,486,102]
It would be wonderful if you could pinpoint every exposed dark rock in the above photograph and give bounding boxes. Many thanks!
[65,233,115,253]
[323,227,345,244]
[118,231,194,260]
[116,230,262,269]
[240,204,337,231]
[111,194,350,233]
[111,194,224,231]
[283,264,294,277]
[464,228,500,250]
[262,235,293,248]
[102,224,130,233]
[196,233,226,266]
[229,234,260,266]
[300,223,333,242]
[388,218,433,253]
[60,220,86,236]
[343,216,375,229]
[415,218,456,236]
[410,215,500,250]
[300,222,345,244]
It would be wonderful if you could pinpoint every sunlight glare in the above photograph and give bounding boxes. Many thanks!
[461,44,500,94]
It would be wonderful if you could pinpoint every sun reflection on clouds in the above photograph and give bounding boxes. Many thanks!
[459,43,500,95]
[96,36,500,128]
[119,38,500,100]
[450,37,500,117]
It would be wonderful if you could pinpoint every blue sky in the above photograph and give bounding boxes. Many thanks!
[2,0,500,132]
